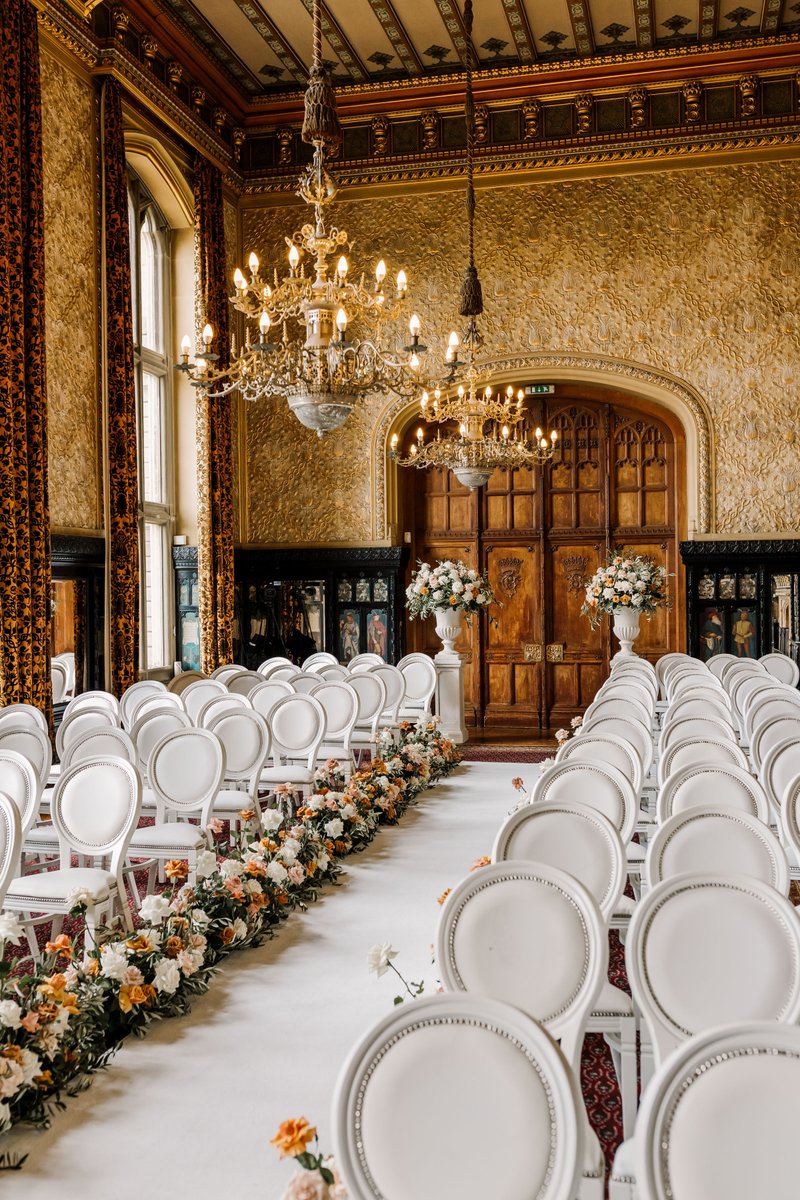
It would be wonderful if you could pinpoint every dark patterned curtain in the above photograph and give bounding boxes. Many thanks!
[102,78,139,695]
[0,0,53,715]
[194,156,234,673]
[73,579,86,696]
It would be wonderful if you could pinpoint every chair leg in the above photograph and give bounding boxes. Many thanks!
[83,905,97,952]
[22,913,39,960]
[617,1016,638,1140]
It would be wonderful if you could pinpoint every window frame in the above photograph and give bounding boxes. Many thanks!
[128,171,176,678]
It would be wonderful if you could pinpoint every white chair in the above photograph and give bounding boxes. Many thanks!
[656,735,749,787]
[255,657,293,677]
[661,695,733,726]
[119,680,167,729]
[0,704,48,734]
[492,803,637,1136]
[347,652,384,672]
[744,689,800,742]
[595,682,655,717]
[5,758,142,946]
[206,709,271,819]
[759,736,800,821]
[760,651,800,687]
[733,673,786,725]
[348,672,388,760]
[396,652,437,719]
[128,692,185,725]
[0,793,21,905]
[259,694,327,795]
[657,715,737,757]
[579,715,653,781]
[263,665,302,684]
[332,993,583,1200]
[664,667,713,700]
[62,690,120,722]
[557,730,643,800]
[657,762,770,825]
[211,664,247,684]
[249,679,295,722]
[0,724,52,794]
[750,713,800,773]
[130,707,192,785]
[584,693,652,730]
[634,1022,800,1200]
[181,678,228,724]
[609,872,800,1200]
[51,660,69,704]
[646,803,789,893]
[0,751,40,849]
[367,662,405,727]
[778,773,800,867]
[532,761,638,846]
[436,862,607,1198]
[302,652,338,672]
[197,693,252,728]
[706,651,739,679]
[669,681,732,711]
[61,726,137,770]
[655,653,694,698]
[55,705,120,761]
[227,670,265,697]
[317,664,348,681]
[720,658,766,689]
[167,669,206,694]
[292,673,325,695]
[605,670,658,702]
[308,680,359,767]
[126,728,225,894]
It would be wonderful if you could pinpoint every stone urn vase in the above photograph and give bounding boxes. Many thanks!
[612,606,641,659]
[434,607,463,657]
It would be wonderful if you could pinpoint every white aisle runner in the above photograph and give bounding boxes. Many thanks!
[1,761,527,1200]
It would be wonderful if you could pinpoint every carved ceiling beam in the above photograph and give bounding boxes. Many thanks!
[761,0,784,33]
[161,0,263,93]
[633,0,657,50]
[699,0,721,40]
[296,0,369,81]
[565,0,594,58]
[364,0,424,75]
[432,0,478,68]
[234,0,307,86]
[499,0,537,64]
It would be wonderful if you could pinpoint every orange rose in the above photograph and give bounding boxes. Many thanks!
[164,859,189,883]
[271,1117,317,1158]
[126,934,153,954]
[437,888,452,906]
[305,859,317,877]
[244,861,266,878]
[238,809,257,822]
[621,594,631,605]
[119,984,155,1013]
[84,957,100,977]
[164,936,184,958]
[34,1071,54,1090]
[45,934,73,960]
[219,926,236,945]
[469,855,491,872]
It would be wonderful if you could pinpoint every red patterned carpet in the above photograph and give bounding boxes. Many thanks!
[459,745,553,763]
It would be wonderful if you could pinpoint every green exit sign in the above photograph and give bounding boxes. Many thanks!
[525,384,555,395]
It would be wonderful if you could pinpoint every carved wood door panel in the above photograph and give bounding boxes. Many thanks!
[404,387,683,731]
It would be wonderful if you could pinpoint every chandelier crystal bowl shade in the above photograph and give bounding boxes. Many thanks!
[389,0,557,489]
[176,0,426,436]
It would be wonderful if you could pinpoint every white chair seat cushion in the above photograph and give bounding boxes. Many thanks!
[260,766,314,784]
[584,1123,605,1179]
[592,981,634,1016]
[626,842,645,863]
[7,866,115,906]
[213,789,258,813]
[129,824,204,851]
[24,824,59,846]
[613,894,636,920]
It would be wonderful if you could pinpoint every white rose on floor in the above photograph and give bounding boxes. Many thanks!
[367,942,397,978]
[324,818,344,839]
[266,860,288,885]
[100,943,130,981]
[195,849,217,879]
[261,808,284,832]
[0,912,23,945]
[152,957,181,995]
[139,894,173,926]
[0,1000,22,1030]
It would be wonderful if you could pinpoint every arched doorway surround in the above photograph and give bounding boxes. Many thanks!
[374,356,712,732]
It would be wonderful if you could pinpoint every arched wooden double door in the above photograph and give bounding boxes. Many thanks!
[402,384,686,732]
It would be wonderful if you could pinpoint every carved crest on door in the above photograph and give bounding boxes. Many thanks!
[497,556,523,597]
[561,555,589,593]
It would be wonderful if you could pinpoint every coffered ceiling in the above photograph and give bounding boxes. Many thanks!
[146,0,799,99]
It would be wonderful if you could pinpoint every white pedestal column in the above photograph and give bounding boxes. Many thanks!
[434,650,468,744]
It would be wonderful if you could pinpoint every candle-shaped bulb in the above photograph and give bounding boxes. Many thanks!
[502,425,509,441]
[234,267,247,291]
[262,284,272,301]
[180,334,191,356]
[202,323,213,346]
[459,423,466,436]
[336,308,348,333]
[448,331,460,349]
[375,259,386,286]
[410,352,420,370]
[396,269,407,294]
[288,244,300,271]
[434,388,441,401]
[541,437,548,449]
[416,427,424,444]
[517,389,525,402]
[535,426,542,440]
[248,252,259,275]
[410,443,417,456]
[337,255,348,280]
[551,430,558,442]
[391,433,399,451]
[458,385,465,398]
[506,385,514,398]
[485,385,493,399]
[409,312,421,337]
[421,392,428,410]
[259,311,271,337]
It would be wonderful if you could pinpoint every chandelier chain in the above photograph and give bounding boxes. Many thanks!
[312,0,322,78]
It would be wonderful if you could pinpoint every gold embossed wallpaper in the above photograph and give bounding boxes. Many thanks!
[242,159,800,546]
[40,47,101,533]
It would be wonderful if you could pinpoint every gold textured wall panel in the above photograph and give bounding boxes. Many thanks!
[242,160,800,545]
[40,47,101,532]
[223,197,242,541]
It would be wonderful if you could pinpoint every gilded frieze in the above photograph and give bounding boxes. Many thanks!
[242,158,800,544]
[40,49,100,532]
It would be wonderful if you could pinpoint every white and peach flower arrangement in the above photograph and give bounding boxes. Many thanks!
[271,1117,347,1200]
[405,560,496,620]
[581,552,671,628]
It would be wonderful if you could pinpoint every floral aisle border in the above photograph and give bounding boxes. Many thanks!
[0,720,459,1163]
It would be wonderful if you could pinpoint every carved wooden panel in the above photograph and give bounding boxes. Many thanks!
[483,543,540,728]
[547,405,605,530]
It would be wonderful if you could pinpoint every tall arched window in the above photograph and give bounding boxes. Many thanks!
[128,173,174,673]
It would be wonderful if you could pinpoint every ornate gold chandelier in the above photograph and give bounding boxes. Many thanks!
[391,0,556,489]
[177,0,425,436]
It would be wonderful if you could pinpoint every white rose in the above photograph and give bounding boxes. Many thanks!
[219,859,241,879]
[139,894,172,926]
[266,860,288,884]
[0,913,23,945]
[261,808,284,832]
[152,957,181,995]
[232,918,248,940]
[432,590,444,602]
[0,1101,11,1133]
[340,803,357,821]
[324,818,344,838]
[19,1048,40,1086]
[195,849,217,880]
[316,852,330,872]
[191,908,211,929]
[99,943,130,981]
[0,1001,22,1030]
[602,587,615,599]
[64,887,94,910]
[451,579,464,593]
[367,942,397,978]
[632,594,643,606]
